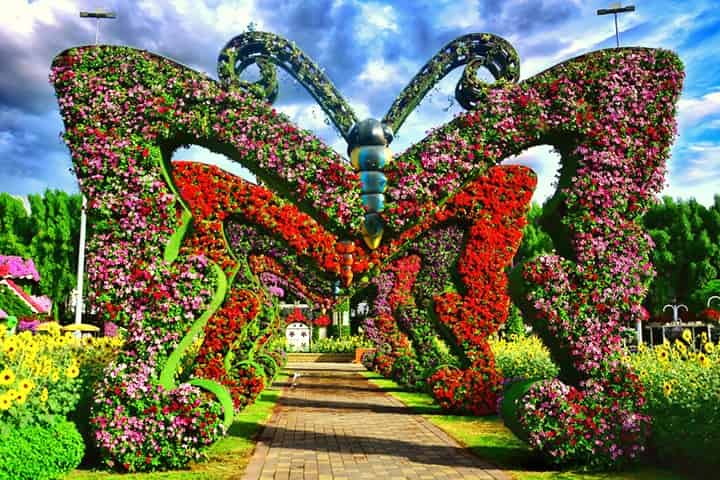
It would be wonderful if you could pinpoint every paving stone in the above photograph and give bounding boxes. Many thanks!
[242,362,509,480]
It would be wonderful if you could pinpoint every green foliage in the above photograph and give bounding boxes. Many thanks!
[691,279,720,312]
[503,303,527,338]
[326,323,351,338]
[309,335,372,353]
[0,191,81,321]
[490,335,559,382]
[0,194,31,258]
[0,417,84,480]
[643,196,720,315]
[514,202,554,267]
[0,284,33,317]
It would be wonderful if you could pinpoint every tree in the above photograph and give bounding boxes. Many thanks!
[0,193,31,257]
[26,191,81,320]
[514,202,554,266]
[643,196,720,316]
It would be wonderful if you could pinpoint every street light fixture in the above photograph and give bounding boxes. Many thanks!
[597,3,635,48]
[80,10,117,45]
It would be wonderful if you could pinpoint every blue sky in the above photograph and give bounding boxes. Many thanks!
[0,0,718,206]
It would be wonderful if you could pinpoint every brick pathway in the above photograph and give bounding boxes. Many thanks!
[242,362,508,480]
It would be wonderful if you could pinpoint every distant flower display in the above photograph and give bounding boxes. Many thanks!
[0,256,40,282]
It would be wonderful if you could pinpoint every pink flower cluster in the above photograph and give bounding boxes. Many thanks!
[0,255,41,281]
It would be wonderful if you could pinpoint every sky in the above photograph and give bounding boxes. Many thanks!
[0,0,718,206]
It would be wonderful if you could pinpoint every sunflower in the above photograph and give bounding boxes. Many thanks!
[658,349,670,362]
[0,394,11,410]
[704,342,715,354]
[681,329,693,344]
[698,353,711,368]
[14,392,26,405]
[18,379,34,394]
[65,365,79,379]
[2,338,18,357]
[0,368,15,386]
[50,369,60,383]
[39,387,48,403]
[663,381,673,397]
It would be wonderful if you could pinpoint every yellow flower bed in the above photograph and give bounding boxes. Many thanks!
[628,331,720,471]
[490,335,559,381]
[0,324,123,425]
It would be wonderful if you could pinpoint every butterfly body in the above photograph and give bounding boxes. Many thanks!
[347,118,393,249]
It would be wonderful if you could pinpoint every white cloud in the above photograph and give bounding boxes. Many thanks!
[503,145,561,205]
[354,1,398,42]
[1,0,79,38]
[677,91,720,129]
[435,0,482,30]
[174,145,257,183]
[357,58,407,87]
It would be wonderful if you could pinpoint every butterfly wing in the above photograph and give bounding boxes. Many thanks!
[377,46,683,461]
[363,165,535,413]
[382,48,682,236]
[52,45,363,238]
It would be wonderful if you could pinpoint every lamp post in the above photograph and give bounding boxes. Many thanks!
[597,3,635,48]
[80,9,117,45]
[663,301,688,324]
[74,10,116,328]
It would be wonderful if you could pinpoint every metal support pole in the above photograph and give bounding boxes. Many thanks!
[74,195,87,326]
[614,13,620,47]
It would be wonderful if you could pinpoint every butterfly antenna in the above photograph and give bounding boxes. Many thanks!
[382,33,519,134]
[218,31,359,142]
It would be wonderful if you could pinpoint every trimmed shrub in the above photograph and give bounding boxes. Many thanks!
[0,418,84,480]
[309,335,372,353]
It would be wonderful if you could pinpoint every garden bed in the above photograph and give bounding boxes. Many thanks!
[287,352,354,363]
[70,373,288,479]
[362,371,688,480]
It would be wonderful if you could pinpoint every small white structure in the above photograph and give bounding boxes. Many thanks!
[286,322,310,352]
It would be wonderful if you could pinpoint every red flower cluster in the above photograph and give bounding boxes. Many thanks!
[313,314,331,327]
[286,307,307,325]
[427,166,535,414]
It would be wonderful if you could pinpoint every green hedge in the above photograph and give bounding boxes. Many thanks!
[310,335,372,353]
[0,418,84,480]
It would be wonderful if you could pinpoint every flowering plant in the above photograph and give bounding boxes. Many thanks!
[0,256,40,282]
[0,326,80,428]
[313,314,331,327]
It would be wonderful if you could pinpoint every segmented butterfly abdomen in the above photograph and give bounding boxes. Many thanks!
[348,119,393,250]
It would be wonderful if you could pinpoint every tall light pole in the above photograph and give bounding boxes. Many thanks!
[597,3,635,48]
[74,10,116,327]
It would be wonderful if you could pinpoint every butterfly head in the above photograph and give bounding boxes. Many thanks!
[347,119,393,250]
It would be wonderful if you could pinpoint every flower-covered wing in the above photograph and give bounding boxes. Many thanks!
[51,45,363,237]
[383,48,683,235]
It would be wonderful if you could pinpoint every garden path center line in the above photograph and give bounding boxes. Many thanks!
[243,362,508,480]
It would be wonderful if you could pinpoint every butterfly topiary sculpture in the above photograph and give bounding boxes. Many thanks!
[51,30,682,471]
